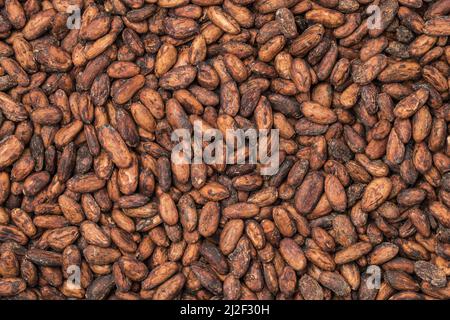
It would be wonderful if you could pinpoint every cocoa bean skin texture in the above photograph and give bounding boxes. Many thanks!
[0,0,448,302]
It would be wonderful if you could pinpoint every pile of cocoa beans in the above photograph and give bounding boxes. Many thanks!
[0,0,449,300]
